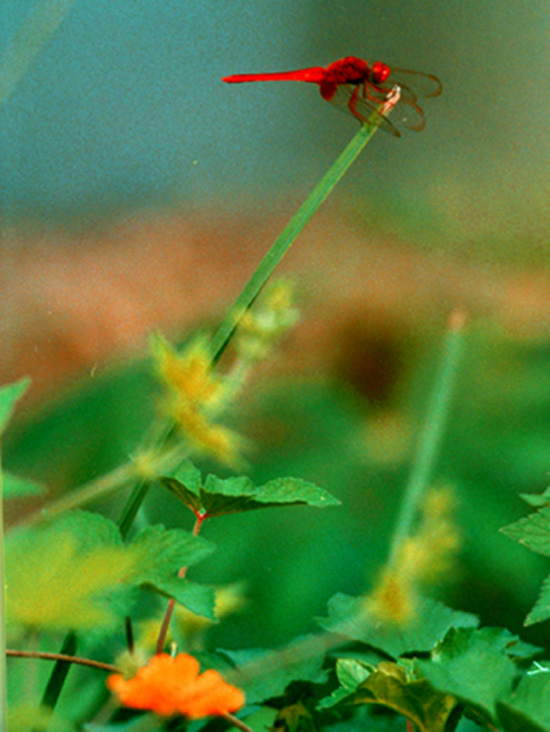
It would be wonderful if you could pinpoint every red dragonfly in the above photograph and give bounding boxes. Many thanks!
[223,56,442,137]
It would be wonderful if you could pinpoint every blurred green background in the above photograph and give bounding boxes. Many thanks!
[2,0,549,656]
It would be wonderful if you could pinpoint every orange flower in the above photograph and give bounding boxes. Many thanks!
[108,653,245,719]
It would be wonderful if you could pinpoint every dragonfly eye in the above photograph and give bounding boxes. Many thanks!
[371,61,391,85]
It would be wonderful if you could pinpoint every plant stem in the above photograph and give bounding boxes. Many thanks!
[388,310,467,566]
[208,121,385,364]
[18,443,184,530]
[6,649,118,674]
[0,454,7,732]
[223,712,255,732]
[155,513,205,654]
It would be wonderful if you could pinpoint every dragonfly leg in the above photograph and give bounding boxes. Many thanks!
[346,85,364,122]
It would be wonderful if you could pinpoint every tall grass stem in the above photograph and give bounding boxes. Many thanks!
[389,311,467,565]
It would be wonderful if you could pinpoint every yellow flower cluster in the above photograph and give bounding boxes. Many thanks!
[152,334,243,468]
[234,279,299,362]
[369,486,461,624]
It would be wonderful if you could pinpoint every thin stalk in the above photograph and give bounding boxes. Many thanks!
[209,120,388,363]
[388,311,467,566]
[17,443,185,530]
[223,713,255,732]
[6,649,117,674]
[155,513,206,654]
[0,452,7,732]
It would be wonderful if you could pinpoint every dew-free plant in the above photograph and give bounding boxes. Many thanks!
[2,80,549,732]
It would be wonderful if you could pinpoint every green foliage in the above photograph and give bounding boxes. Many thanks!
[497,671,550,732]
[220,637,329,704]
[5,511,214,637]
[416,627,535,727]
[2,471,45,498]
[315,628,547,731]
[160,460,340,517]
[7,703,74,732]
[0,378,30,435]
[317,592,478,658]
[329,660,458,732]
[502,495,550,625]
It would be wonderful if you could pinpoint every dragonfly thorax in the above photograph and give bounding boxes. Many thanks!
[324,56,370,85]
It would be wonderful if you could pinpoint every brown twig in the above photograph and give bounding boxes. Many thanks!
[6,649,117,674]
[223,712,255,732]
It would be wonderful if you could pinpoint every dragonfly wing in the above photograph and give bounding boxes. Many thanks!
[327,83,400,136]
[386,68,442,98]
[373,70,439,131]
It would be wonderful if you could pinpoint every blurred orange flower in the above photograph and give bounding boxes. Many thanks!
[107,652,245,719]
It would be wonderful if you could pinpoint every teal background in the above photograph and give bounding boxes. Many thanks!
[1,0,548,254]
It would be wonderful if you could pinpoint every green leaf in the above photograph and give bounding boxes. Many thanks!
[346,661,458,732]
[525,573,550,626]
[317,593,478,658]
[160,465,340,517]
[5,513,129,635]
[318,658,373,709]
[272,703,317,732]
[128,524,214,582]
[0,377,30,434]
[2,471,46,498]
[519,486,550,508]
[416,627,518,725]
[220,636,329,704]
[497,671,550,732]
[159,459,204,513]
[54,510,123,550]
[125,524,215,616]
[5,513,213,636]
[501,506,550,557]
[143,578,216,620]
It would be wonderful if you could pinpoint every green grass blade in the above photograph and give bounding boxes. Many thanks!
[0,465,6,732]
[389,312,467,565]
[209,120,383,362]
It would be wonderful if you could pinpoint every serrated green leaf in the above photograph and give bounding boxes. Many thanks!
[337,658,373,689]
[0,377,30,434]
[317,658,373,709]
[348,661,458,732]
[160,468,340,518]
[497,672,550,732]
[160,460,204,513]
[2,471,46,497]
[317,593,478,658]
[433,626,541,660]
[525,573,550,626]
[144,577,216,620]
[221,636,329,704]
[53,510,123,551]
[417,627,517,724]
[128,524,214,583]
[501,507,550,557]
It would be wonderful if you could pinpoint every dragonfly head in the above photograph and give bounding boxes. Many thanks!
[371,61,391,86]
